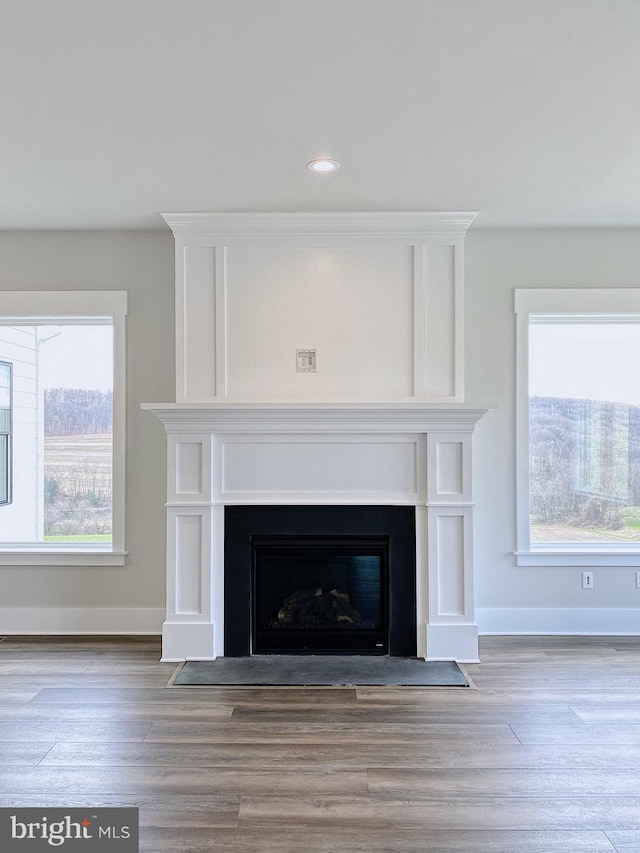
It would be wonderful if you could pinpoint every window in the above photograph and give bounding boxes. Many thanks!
[0,292,126,566]
[0,361,11,505]
[516,288,640,566]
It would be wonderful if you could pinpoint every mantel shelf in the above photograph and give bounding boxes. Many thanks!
[142,402,492,434]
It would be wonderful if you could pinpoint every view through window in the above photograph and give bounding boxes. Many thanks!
[529,321,640,545]
[0,323,113,546]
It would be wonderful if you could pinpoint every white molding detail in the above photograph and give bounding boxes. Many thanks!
[162,211,478,238]
[163,212,475,405]
[0,551,126,567]
[423,622,480,663]
[145,404,490,662]
[515,549,640,567]
[142,403,490,434]
[0,290,128,318]
[477,607,640,636]
[0,607,164,634]
[149,212,486,663]
[515,288,640,316]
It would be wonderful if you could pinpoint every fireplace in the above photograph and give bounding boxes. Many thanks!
[145,401,488,663]
[224,505,416,657]
[252,537,388,654]
[143,211,489,663]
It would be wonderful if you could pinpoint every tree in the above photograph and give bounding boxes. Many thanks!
[44,388,112,436]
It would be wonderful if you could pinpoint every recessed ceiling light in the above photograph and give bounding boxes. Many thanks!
[307,158,340,173]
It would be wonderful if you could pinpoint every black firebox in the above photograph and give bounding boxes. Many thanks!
[252,536,388,654]
[224,506,416,657]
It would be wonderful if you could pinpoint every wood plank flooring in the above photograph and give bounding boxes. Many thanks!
[1,635,639,852]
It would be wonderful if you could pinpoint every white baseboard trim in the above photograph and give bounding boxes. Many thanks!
[0,607,165,635]
[476,607,640,636]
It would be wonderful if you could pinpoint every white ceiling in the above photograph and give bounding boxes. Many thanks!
[1,0,639,230]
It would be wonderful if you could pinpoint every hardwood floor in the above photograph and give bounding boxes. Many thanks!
[1,635,639,852]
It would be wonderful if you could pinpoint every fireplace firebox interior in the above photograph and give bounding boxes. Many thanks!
[224,505,416,657]
[252,536,388,653]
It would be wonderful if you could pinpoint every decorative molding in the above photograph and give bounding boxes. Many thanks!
[146,211,487,663]
[0,607,164,634]
[476,607,640,636]
[142,403,491,434]
[164,211,475,404]
[146,408,489,661]
[423,622,480,663]
[162,211,478,239]
[0,551,126,567]
[515,549,640,567]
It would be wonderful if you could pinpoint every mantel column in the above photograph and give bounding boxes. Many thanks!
[161,433,221,661]
[421,431,479,663]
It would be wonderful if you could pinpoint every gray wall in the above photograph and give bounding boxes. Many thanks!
[0,231,174,617]
[466,228,640,629]
[2,227,639,633]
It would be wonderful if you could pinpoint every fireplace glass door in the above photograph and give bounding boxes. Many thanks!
[252,536,388,654]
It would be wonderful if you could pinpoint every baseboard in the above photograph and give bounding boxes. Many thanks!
[476,607,640,635]
[0,607,165,635]
[6,605,638,639]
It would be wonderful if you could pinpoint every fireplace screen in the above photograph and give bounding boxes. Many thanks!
[251,536,388,654]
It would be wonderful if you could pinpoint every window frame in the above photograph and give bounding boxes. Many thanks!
[0,291,127,566]
[515,288,640,567]
[0,360,11,507]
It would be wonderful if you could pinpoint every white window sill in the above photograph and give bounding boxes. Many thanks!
[0,549,127,566]
[516,548,640,567]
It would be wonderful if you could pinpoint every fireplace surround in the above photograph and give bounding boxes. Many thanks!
[224,505,416,657]
[144,402,488,662]
[144,212,489,663]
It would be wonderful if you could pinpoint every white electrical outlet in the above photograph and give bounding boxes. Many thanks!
[582,571,593,589]
[636,571,640,590]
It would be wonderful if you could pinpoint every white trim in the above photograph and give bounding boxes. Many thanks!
[514,287,640,566]
[161,619,218,661]
[166,213,473,405]
[162,211,478,239]
[0,551,126,567]
[142,402,491,434]
[453,238,466,401]
[423,622,480,663]
[0,291,127,562]
[515,300,532,555]
[516,549,640,567]
[111,310,126,554]
[149,406,490,662]
[413,246,426,397]
[0,291,128,317]
[0,607,163,634]
[515,288,640,316]
[477,607,640,636]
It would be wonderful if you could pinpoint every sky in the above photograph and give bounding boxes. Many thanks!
[37,325,113,392]
[529,323,640,407]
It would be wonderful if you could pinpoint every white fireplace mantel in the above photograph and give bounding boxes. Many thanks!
[146,210,488,664]
[144,401,490,663]
[142,402,489,433]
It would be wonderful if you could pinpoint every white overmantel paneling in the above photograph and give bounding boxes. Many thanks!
[161,211,477,404]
